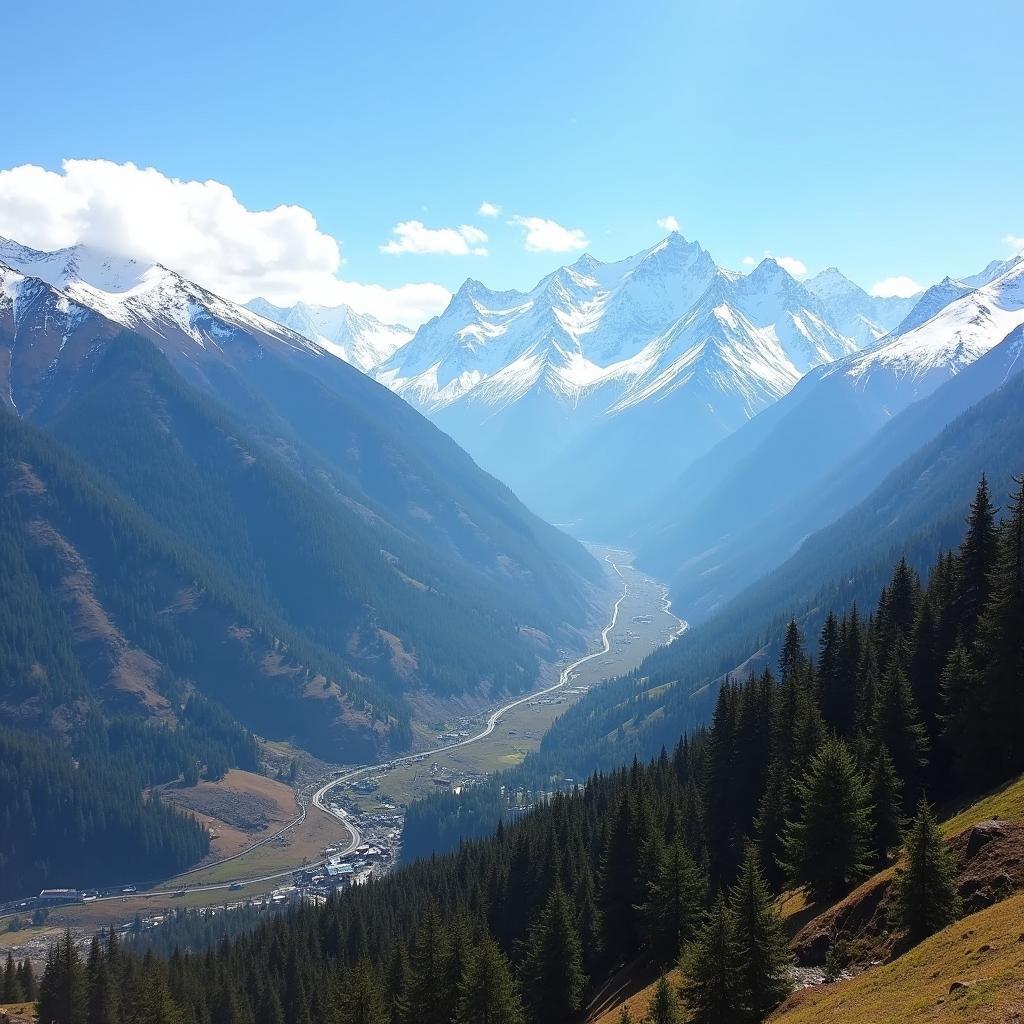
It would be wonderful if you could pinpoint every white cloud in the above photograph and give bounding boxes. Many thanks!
[0,159,450,325]
[478,201,502,217]
[869,275,924,298]
[380,220,488,257]
[768,253,807,277]
[741,255,757,266]
[657,215,681,233]
[509,215,588,253]
[1005,233,1024,255]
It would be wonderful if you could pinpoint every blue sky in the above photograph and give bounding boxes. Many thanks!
[2,0,1022,322]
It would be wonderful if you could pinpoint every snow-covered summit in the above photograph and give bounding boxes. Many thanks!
[0,237,319,355]
[246,298,413,371]
[822,257,1024,403]
[805,266,918,347]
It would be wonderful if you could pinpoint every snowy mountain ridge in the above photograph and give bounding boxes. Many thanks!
[245,298,413,372]
[0,236,319,356]
[376,233,867,423]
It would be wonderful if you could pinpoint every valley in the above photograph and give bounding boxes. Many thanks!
[0,551,684,960]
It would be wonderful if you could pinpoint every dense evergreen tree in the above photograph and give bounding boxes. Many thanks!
[521,886,586,1023]
[779,620,806,683]
[680,896,748,1024]
[871,652,928,806]
[952,475,999,643]
[340,958,389,1024]
[644,975,682,1024]
[38,931,87,1024]
[972,475,1024,783]
[2,953,23,1003]
[891,801,962,940]
[406,907,450,1024]
[455,935,523,1024]
[728,845,792,1020]
[639,840,707,960]
[867,746,905,866]
[783,738,872,903]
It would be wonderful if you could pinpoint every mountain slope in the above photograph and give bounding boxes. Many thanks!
[0,235,601,635]
[634,257,1024,610]
[651,324,1024,618]
[0,237,607,765]
[0,400,396,758]
[535,363,1024,777]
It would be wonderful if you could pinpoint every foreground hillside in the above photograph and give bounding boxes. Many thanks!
[587,775,1024,1024]
[772,893,1024,1023]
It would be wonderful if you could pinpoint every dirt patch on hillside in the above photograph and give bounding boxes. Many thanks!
[22,515,172,721]
[165,774,290,832]
[160,770,297,859]
[791,819,1024,968]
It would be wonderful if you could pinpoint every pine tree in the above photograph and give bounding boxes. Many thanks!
[974,475,1024,783]
[867,746,905,866]
[406,906,450,1024]
[940,645,987,790]
[2,952,22,1003]
[600,793,642,960]
[728,845,792,1019]
[340,958,389,1024]
[259,987,286,1024]
[871,650,928,806]
[86,936,120,1024]
[644,975,682,1024]
[38,930,88,1024]
[907,596,942,747]
[891,800,962,941]
[835,606,863,737]
[617,1006,635,1024]
[455,934,523,1024]
[17,959,37,1001]
[385,944,412,1024]
[817,613,843,731]
[783,738,872,903]
[779,620,806,683]
[953,474,999,642]
[680,896,749,1024]
[754,760,789,889]
[521,885,586,1023]
[639,840,707,961]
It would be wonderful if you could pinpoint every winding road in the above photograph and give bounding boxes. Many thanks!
[0,555,685,916]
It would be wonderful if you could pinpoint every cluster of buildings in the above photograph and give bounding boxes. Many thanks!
[297,811,404,896]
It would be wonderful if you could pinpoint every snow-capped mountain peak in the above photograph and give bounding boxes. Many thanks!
[805,264,919,348]
[244,298,413,371]
[0,236,323,363]
[832,257,1024,396]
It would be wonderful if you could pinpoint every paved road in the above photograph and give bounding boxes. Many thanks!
[307,557,634,843]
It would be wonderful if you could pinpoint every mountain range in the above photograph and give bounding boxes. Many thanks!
[245,297,413,371]
[0,235,603,761]
[257,233,913,530]
[631,253,1024,618]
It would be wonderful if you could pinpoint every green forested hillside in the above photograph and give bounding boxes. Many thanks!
[0,726,210,898]
[530,370,1024,779]
[45,336,554,702]
[35,472,1021,1024]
